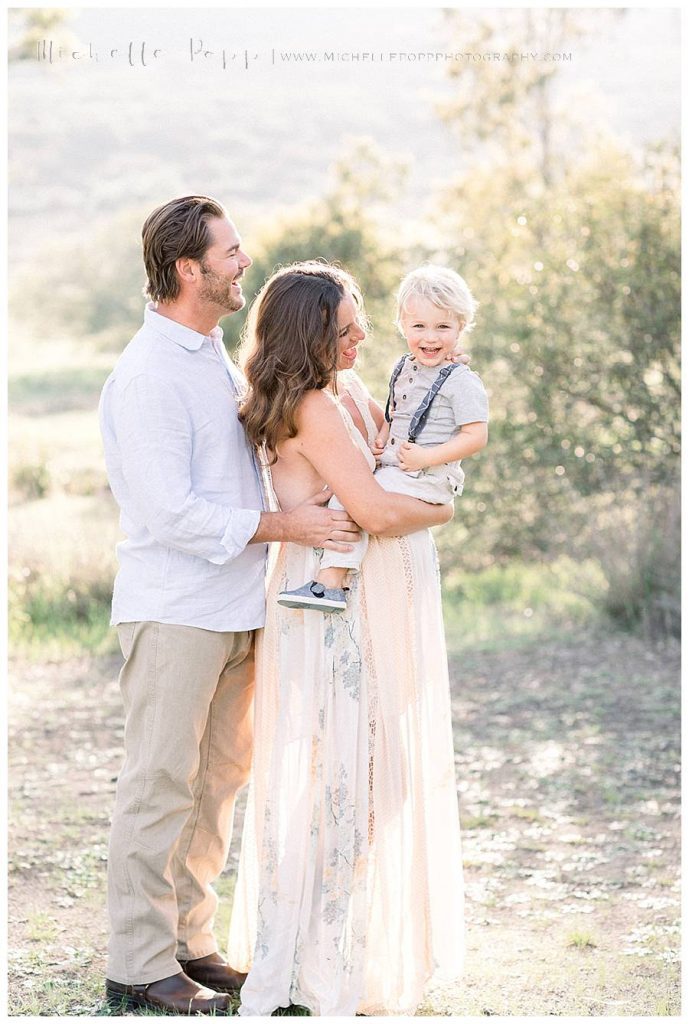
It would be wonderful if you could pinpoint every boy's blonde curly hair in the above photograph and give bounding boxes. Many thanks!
[396,264,478,334]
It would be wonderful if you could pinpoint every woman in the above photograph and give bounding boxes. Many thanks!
[228,262,464,1016]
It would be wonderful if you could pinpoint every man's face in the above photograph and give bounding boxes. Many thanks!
[197,217,252,314]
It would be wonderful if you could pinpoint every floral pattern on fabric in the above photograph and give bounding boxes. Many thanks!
[228,373,465,1016]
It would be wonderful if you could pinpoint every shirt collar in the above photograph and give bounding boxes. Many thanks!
[144,302,224,351]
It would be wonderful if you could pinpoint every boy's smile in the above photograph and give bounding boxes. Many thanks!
[400,295,464,368]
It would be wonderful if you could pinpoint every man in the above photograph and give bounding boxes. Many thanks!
[99,195,359,1015]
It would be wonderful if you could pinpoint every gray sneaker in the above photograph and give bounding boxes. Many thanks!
[277,581,348,613]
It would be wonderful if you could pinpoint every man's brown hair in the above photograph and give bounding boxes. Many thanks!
[142,195,227,303]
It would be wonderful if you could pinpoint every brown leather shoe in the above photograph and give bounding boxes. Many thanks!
[178,951,247,993]
[105,970,231,1014]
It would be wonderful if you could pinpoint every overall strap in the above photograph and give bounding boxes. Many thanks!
[384,354,411,424]
[408,363,460,442]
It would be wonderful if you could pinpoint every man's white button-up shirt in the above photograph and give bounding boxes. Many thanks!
[99,303,267,632]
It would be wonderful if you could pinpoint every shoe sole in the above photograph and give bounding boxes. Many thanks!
[277,595,346,612]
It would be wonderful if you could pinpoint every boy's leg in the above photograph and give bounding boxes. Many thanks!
[319,494,369,573]
[106,621,250,985]
[316,565,350,590]
[373,464,456,503]
[277,495,368,610]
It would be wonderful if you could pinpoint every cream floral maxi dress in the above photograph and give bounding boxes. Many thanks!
[228,371,464,1016]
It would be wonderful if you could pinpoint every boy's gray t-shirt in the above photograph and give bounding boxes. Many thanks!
[379,356,489,470]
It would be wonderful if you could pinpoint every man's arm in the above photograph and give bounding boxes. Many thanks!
[112,375,358,562]
[250,488,360,552]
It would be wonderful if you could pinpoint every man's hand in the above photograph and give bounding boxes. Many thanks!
[252,487,361,551]
[286,488,360,551]
[398,441,431,473]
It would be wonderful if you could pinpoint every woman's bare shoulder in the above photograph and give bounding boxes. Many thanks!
[295,388,342,431]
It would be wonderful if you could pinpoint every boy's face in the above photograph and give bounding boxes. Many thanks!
[400,295,464,368]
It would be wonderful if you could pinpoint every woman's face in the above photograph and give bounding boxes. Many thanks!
[336,292,366,371]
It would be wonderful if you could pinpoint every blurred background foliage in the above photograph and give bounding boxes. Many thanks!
[8,7,680,656]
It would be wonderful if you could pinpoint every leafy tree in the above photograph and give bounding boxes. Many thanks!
[431,143,679,567]
[438,8,626,188]
[8,8,76,62]
[12,138,410,392]
[429,9,679,635]
[222,139,409,389]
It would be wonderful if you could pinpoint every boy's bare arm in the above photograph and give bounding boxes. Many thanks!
[398,422,488,472]
[371,419,390,457]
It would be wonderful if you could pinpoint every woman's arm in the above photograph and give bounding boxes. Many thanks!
[376,497,453,536]
[294,390,453,536]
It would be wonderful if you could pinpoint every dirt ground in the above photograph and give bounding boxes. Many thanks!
[7,628,681,1016]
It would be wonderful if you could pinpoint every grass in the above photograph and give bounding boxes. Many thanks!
[441,556,603,655]
[9,409,108,503]
[8,624,681,1016]
[7,442,603,665]
[461,812,499,830]
[7,474,606,662]
[26,912,60,944]
[9,366,112,416]
[9,493,121,659]
[8,339,119,660]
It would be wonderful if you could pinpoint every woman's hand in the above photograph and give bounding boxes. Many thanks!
[398,441,430,473]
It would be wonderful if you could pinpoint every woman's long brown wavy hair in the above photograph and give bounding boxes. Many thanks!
[238,261,365,461]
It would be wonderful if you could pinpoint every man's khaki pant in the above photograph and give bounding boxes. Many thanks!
[106,621,254,985]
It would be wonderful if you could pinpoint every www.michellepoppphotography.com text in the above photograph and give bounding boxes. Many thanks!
[35,38,574,69]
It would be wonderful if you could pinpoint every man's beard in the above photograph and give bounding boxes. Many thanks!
[199,264,245,313]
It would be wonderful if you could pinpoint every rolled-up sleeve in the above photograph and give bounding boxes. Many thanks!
[114,373,260,564]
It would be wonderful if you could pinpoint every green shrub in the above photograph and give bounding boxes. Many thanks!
[10,461,51,502]
[8,493,120,659]
[9,564,115,657]
[593,481,680,639]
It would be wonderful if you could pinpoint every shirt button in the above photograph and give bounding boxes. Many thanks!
[403,394,407,400]
[391,438,395,445]
[409,376,414,382]
[413,366,418,372]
